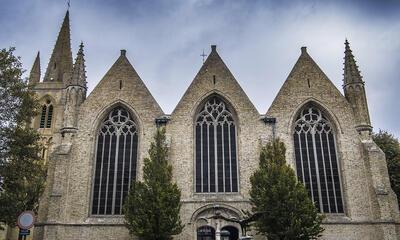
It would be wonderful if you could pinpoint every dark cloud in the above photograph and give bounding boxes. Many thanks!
[1,0,399,137]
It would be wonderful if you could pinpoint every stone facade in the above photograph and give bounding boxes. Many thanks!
[30,11,399,240]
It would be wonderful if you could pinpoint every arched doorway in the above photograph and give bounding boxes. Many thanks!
[197,226,216,240]
[221,226,239,240]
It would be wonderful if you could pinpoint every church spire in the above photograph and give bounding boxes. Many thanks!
[68,42,87,89]
[342,39,372,134]
[29,51,41,84]
[43,10,73,83]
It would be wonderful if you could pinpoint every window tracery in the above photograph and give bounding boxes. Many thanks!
[293,106,344,213]
[195,96,238,193]
[91,106,138,215]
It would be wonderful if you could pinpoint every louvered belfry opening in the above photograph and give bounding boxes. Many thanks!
[91,106,138,215]
[39,100,53,128]
[293,105,344,213]
[195,96,238,193]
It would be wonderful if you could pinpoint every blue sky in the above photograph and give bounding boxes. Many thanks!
[1,0,399,137]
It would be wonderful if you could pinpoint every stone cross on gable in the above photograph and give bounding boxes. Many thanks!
[200,49,207,63]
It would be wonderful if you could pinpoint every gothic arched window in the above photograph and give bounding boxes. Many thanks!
[91,106,138,215]
[195,96,238,193]
[293,106,344,213]
[39,100,53,128]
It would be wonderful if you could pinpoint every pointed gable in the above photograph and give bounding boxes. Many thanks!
[168,46,265,200]
[172,45,259,117]
[43,10,73,83]
[84,49,163,118]
[267,47,355,134]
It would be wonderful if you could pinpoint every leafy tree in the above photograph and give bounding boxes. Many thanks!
[373,130,400,207]
[0,47,46,228]
[124,128,183,240]
[249,139,324,240]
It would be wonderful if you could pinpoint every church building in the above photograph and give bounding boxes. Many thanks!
[30,11,400,240]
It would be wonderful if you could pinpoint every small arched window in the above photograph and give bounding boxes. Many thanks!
[91,106,138,215]
[39,100,53,128]
[293,105,344,213]
[195,96,238,193]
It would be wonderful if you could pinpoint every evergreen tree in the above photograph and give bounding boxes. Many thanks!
[373,130,400,207]
[249,139,324,240]
[124,128,183,240]
[0,47,46,228]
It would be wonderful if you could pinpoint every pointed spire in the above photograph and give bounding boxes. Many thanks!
[43,10,73,83]
[68,41,87,88]
[343,39,363,86]
[342,39,372,134]
[29,51,41,84]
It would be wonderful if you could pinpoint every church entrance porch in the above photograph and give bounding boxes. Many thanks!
[197,225,239,240]
[192,204,243,240]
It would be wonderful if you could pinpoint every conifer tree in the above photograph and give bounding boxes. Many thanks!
[0,47,46,228]
[124,128,183,240]
[249,138,324,240]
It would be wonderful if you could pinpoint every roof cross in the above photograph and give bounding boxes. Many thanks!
[200,49,207,63]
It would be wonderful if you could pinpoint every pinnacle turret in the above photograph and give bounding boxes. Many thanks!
[342,39,372,134]
[343,39,363,86]
[68,42,87,88]
[29,51,41,84]
[43,10,73,83]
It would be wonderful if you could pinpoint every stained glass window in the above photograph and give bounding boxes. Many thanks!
[91,107,138,215]
[293,106,344,213]
[195,96,238,193]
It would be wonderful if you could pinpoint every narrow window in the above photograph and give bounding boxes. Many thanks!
[91,106,138,215]
[293,106,344,213]
[39,100,53,129]
[195,96,238,193]
[46,105,53,128]
[39,105,47,128]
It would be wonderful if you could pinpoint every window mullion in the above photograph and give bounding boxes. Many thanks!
[311,128,323,212]
[111,132,120,215]
[207,123,210,191]
[128,132,134,192]
[200,123,203,192]
[326,132,338,213]
[104,132,113,214]
[319,130,331,212]
[97,133,106,214]
[119,133,127,213]
[228,123,232,192]
[304,130,315,203]
[222,122,225,192]
[298,132,306,183]
[214,123,218,193]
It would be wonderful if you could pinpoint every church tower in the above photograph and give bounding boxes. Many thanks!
[27,10,75,162]
[342,39,372,135]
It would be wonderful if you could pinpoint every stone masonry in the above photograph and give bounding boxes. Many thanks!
[30,11,399,240]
